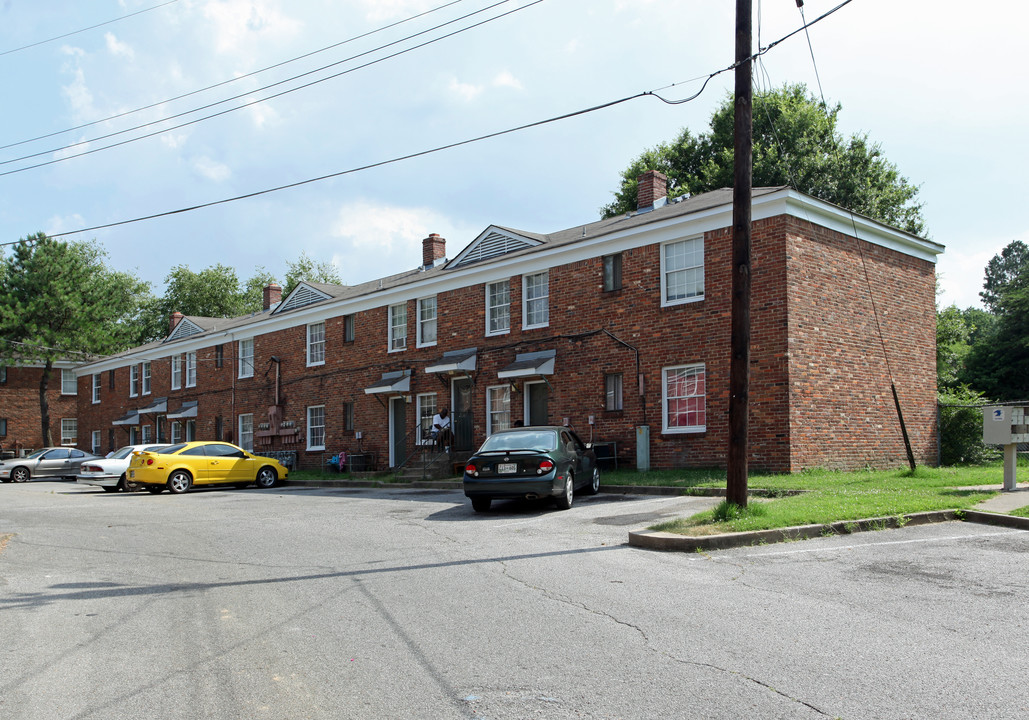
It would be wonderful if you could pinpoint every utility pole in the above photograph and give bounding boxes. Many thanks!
[727,0,752,507]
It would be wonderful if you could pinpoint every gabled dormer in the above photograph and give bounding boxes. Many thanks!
[273,282,336,314]
[165,315,208,342]
[448,226,545,269]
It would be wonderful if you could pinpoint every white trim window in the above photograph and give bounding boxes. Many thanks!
[141,425,152,443]
[239,338,254,378]
[416,393,437,445]
[662,364,706,433]
[307,322,326,366]
[185,352,197,387]
[486,280,510,336]
[238,413,254,452]
[487,385,511,435]
[417,296,437,347]
[141,362,151,395]
[61,369,77,395]
[91,430,101,454]
[171,355,182,390]
[307,405,326,450]
[171,421,182,444]
[92,373,101,404]
[522,271,549,329]
[661,237,705,305]
[61,418,77,446]
[389,303,407,352]
[129,365,139,397]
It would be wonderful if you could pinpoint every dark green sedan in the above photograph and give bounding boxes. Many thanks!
[462,426,600,512]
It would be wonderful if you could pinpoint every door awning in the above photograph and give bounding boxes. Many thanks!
[166,401,198,419]
[364,369,412,395]
[425,347,477,374]
[112,410,140,426]
[137,396,168,415]
[498,350,556,379]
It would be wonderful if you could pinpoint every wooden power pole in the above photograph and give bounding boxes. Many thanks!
[727,0,752,507]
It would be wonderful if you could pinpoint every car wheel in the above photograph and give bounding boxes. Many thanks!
[118,474,136,492]
[102,485,119,493]
[583,466,600,495]
[554,472,574,510]
[255,466,277,489]
[11,467,30,483]
[146,485,165,494]
[471,497,491,512]
[166,470,192,494]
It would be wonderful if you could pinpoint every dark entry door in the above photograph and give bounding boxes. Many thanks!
[527,381,549,426]
[452,377,473,451]
[390,396,407,467]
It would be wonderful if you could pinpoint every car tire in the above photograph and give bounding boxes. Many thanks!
[118,474,136,492]
[471,497,491,512]
[583,466,600,495]
[166,470,192,494]
[554,472,574,510]
[254,466,277,489]
[146,485,165,494]
[102,485,119,493]
[12,467,30,483]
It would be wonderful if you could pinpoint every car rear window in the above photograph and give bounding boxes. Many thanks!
[479,430,558,452]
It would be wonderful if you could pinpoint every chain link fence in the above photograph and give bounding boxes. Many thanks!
[939,399,1028,466]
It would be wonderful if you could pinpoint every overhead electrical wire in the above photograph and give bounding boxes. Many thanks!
[0,0,180,58]
[0,0,540,176]
[0,0,467,151]
[0,0,855,247]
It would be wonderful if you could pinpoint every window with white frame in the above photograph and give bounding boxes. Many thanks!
[238,413,254,452]
[171,355,182,390]
[307,405,326,450]
[92,373,101,404]
[239,338,254,378]
[61,418,77,446]
[91,430,101,454]
[486,280,510,336]
[661,237,705,305]
[417,296,437,347]
[605,373,624,411]
[185,352,197,387]
[307,322,325,366]
[487,385,511,435]
[416,393,437,445]
[662,364,706,433]
[171,421,182,443]
[389,303,407,351]
[142,362,151,395]
[129,365,139,397]
[61,369,77,395]
[523,271,549,329]
[141,425,152,443]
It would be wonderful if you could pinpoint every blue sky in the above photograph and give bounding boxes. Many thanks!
[0,0,1024,311]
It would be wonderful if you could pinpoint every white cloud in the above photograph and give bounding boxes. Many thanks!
[191,155,232,181]
[356,0,437,23]
[448,77,483,103]
[161,133,189,149]
[60,67,96,123]
[45,214,86,235]
[104,32,135,59]
[244,96,280,128]
[201,0,302,56]
[492,71,523,91]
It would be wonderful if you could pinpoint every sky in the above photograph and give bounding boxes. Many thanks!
[0,0,1025,311]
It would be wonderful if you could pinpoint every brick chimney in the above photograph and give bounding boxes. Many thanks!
[263,283,282,310]
[169,311,183,334]
[422,233,446,268]
[637,170,668,211]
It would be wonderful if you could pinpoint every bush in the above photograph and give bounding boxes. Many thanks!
[938,387,1000,465]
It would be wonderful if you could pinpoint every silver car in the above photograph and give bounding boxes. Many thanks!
[0,447,101,483]
[77,444,171,492]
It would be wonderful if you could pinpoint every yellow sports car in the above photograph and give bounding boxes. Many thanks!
[127,441,289,494]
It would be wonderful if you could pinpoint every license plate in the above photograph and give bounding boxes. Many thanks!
[497,463,518,474]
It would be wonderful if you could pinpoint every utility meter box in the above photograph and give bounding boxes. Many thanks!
[983,406,1029,444]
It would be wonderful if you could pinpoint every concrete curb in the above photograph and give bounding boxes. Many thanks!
[283,479,798,497]
[628,509,1029,553]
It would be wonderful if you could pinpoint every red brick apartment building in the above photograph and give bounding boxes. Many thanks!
[72,175,943,472]
[0,360,80,455]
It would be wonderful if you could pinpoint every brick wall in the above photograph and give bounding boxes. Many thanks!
[0,366,78,452]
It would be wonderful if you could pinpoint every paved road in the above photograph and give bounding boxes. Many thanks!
[2,481,1028,719]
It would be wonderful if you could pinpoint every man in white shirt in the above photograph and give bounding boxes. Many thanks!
[431,408,452,452]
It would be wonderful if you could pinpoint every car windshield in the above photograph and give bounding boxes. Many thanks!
[478,430,558,453]
[109,446,135,460]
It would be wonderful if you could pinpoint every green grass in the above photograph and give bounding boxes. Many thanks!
[644,465,1004,536]
[1010,506,1029,519]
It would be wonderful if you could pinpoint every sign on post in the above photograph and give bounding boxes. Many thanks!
[983,406,1029,491]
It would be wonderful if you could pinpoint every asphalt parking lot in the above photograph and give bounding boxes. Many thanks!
[2,481,1028,719]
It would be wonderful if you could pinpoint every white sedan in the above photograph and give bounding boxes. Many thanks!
[77,444,171,492]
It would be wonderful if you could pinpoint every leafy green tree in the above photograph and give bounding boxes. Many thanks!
[0,234,150,445]
[938,386,998,465]
[980,240,1029,313]
[136,264,259,343]
[602,83,925,236]
[242,266,279,311]
[283,251,342,295]
[961,264,1029,400]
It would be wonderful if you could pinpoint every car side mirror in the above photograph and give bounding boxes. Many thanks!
[585,442,593,449]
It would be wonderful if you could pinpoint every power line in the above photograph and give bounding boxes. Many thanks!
[0,0,467,152]
[0,0,539,176]
[0,0,180,58]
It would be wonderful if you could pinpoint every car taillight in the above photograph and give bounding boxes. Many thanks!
[538,459,554,474]
[465,463,478,477]
[146,458,154,465]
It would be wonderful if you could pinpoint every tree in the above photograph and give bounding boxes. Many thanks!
[602,83,926,236]
[0,234,150,445]
[136,264,259,343]
[283,251,342,295]
[962,265,1029,401]
[980,240,1029,313]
